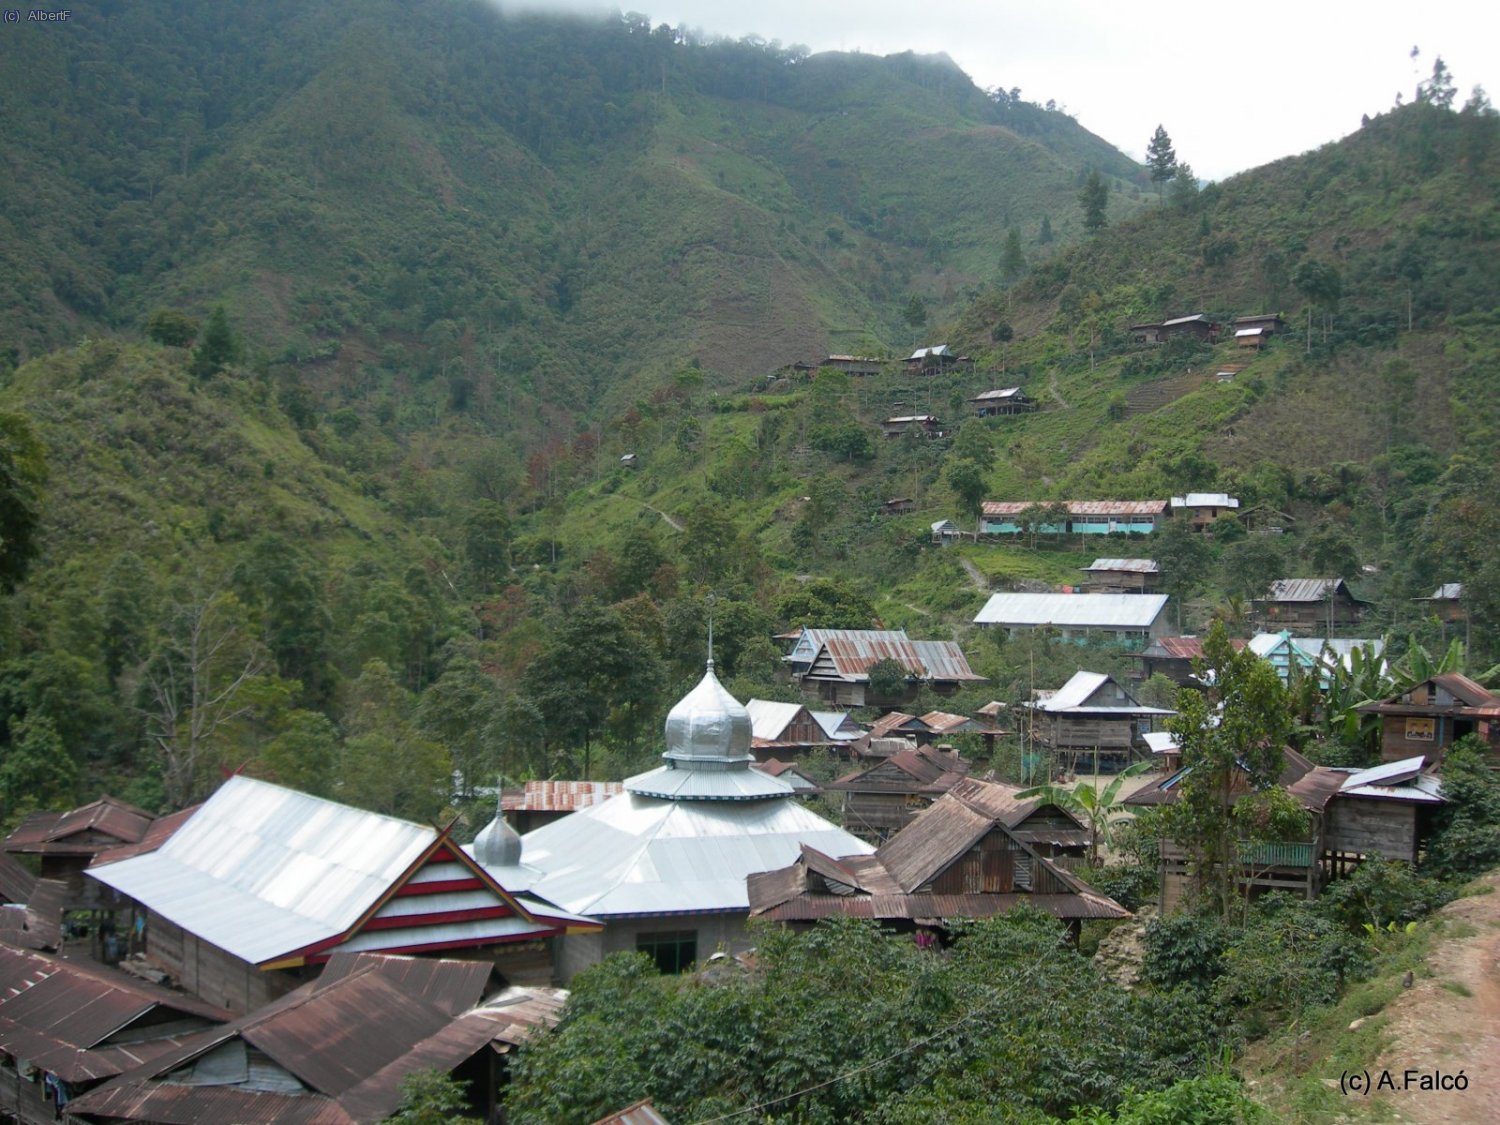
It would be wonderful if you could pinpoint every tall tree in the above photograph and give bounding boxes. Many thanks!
[1145,124,1178,194]
[0,412,46,594]
[1163,623,1301,920]
[1079,168,1109,232]
[190,305,238,380]
[1000,226,1026,282]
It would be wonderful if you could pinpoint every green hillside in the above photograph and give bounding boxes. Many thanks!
[0,0,1141,430]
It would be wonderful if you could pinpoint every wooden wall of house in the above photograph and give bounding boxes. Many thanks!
[145,911,295,1013]
[1378,715,1450,761]
[842,793,917,840]
[928,830,1068,896]
[1325,801,1418,863]
[1047,718,1135,749]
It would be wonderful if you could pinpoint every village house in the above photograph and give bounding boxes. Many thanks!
[1080,557,1162,594]
[973,592,1171,649]
[823,743,974,842]
[881,413,945,439]
[749,778,1123,942]
[1231,313,1287,350]
[1136,635,1248,686]
[517,662,873,982]
[1169,492,1240,531]
[87,776,598,1013]
[1026,671,1175,771]
[880,496,915,516]
[782,626,984,707]
[1132,752,1445,908]
[1254,577,1368,634]
[745,698,836,759]
[0,943,233,1124]
[1128,313,1221,344]
[4,796,157,911]
[501,780,626,834]
[904,344,973,375]
[64,951,566,1125]
[1415,582,1467,627]
[820,354,883,377]
[970,387,1038,416]
[752,758,821,793]
[1356,672,1500,766]
[931,518,964,545]
[980,500,1170,536]
[1248,630,1384,688]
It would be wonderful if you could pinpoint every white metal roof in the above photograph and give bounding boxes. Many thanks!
[1170,493,1239,509]
[88,777,436,965]
[745,700,804,742]
[1143,731,1181,755]
[624,763,792,801]
[974,593,1168,629]
[1427,583,1464,600]
[810,711,861,741]
[1234,327,1265,337]
[1041,671,1110,711]
[1082,558,1160,573]
[1343,756,1427,790]
[519,793,872,917]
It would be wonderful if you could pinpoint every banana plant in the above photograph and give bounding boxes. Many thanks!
[1017,760,1155,866]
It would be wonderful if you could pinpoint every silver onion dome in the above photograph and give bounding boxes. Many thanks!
[471,794,522,867]
[662,659,753,765]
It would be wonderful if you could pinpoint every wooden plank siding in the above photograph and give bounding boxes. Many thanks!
[927,828,1068,895]
[1325,801,1419,863]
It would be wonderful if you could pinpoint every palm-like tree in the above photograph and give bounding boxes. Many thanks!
[1017,760,1155,866]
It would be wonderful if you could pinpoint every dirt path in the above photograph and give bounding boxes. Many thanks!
[1358,871,1500,1124]
[616,496,684,531]
[959,557,989,592]
[1048,370,1070,408]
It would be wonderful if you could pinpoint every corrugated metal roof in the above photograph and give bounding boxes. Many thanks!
[1343,756,1428,790]
[499,781,624,814]
[1264,577,1352,602]
[795,629,981,684]
[593,1099,673,1125]
[974,592,1169,629]
[907,344,954,359]
[884,414,939,423]
[1039,671,1110,711]
[1234,327,1266,337]
[1170,493,1239,509]
[91,804,200,867]
[1082,558,1160,573]
[809,711,861,741]
[624,762,793,801]
[971,387,1022,400]
[745,699,806,742]
[66,1082,358,1124]
[88,777,439,965]
[519,791,872,918]
[1142,731,1181,755]
[1161,314,1211,326]
[5,796,155,855]
[313,953,490,1018]
[981,500,1168,517]
[1425,583,1464,600]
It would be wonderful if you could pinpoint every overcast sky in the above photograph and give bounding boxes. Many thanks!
[508,0,1499,181]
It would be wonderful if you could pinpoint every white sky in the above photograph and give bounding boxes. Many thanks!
[507,0,1500,181]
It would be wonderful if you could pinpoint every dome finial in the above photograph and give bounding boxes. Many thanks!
[472,789,522,867]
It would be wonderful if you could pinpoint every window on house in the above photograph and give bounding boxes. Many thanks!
[637,930,698,974]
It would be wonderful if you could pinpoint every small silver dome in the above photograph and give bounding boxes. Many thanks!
[472,795,522,867]
[663,660,753,765]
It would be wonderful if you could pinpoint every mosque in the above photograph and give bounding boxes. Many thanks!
[473,659,872,981]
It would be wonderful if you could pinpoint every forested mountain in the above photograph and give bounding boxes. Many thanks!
[1,1,1498,839]
[0,0,1137,424]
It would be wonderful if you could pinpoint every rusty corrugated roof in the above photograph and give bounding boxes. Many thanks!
[90,804,200,868]
[1263,577,1355,603]
[314,952,491,1018]
[0,944,231,1082]
[500,780,625,814]
[5,796,155,855]
[68,1083,358,1124]
[758,891,1127,922]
